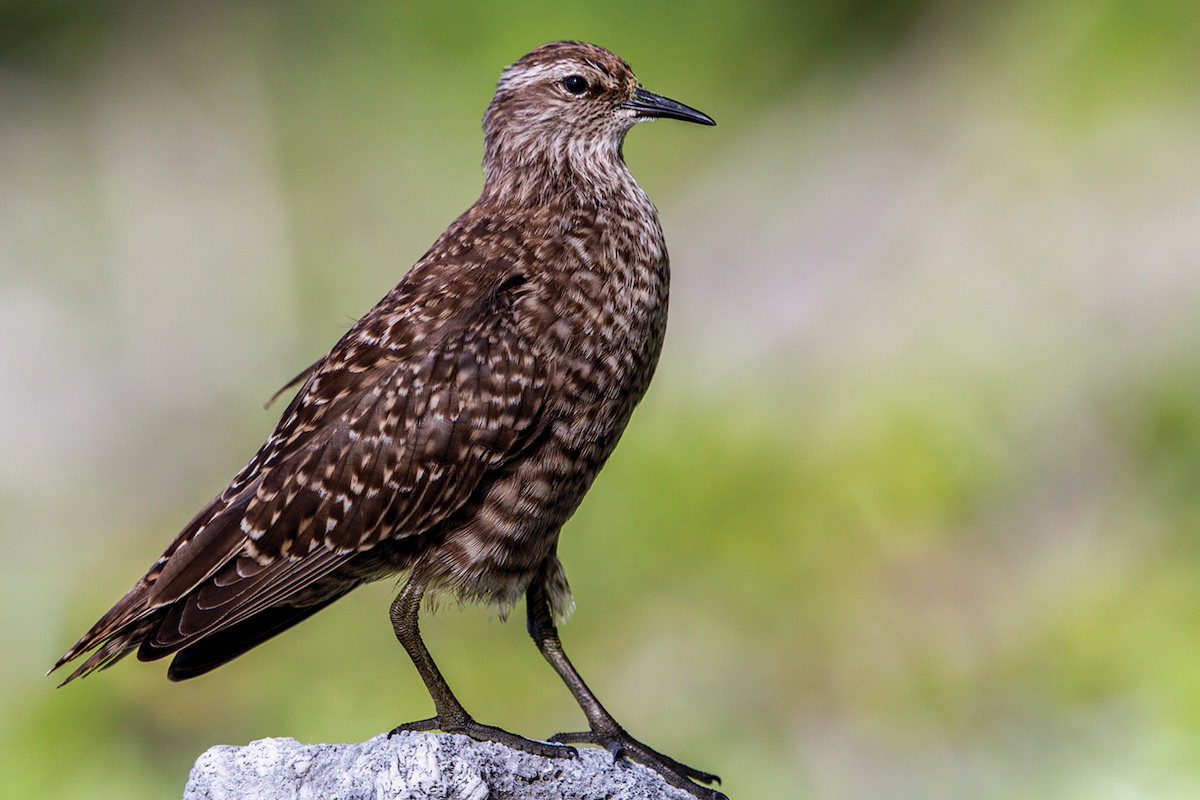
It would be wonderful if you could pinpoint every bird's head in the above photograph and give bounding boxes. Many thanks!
[481,41,713,202]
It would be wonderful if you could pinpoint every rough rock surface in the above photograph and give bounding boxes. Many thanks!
[182,731,701,799]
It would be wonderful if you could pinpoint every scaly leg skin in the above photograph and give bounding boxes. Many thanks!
[388,577,577,760]
[526,582,728,800]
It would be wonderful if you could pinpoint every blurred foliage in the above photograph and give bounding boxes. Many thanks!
[4,0,1200,799]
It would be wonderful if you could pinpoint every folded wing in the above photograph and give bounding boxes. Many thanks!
[52,266,546,683]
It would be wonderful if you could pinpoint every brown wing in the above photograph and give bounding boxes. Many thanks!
[52,265,547,683]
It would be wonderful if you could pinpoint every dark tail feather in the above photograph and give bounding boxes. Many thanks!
[50,612,163,686]
[162,593,349,681]
[49,581,159,686]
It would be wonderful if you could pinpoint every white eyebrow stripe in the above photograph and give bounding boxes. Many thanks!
[497,60,597,93]
[498,62,558,92]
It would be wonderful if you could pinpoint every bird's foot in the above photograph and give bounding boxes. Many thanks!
[389,715,577,760]
[549,726,726,800]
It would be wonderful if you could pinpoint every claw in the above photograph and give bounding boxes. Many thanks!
[551,730,629,762]
[604,737,628,762]
[546,728,723,799]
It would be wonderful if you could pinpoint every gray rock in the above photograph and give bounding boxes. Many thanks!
[182,731,699,799]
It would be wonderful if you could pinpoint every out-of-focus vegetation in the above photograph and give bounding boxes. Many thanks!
[3,1,1200,798]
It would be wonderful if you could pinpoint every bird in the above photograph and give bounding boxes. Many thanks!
[52,40,721,799]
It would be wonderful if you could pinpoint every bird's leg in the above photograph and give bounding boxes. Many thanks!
[387,576,576,759]
[525,582,727,800]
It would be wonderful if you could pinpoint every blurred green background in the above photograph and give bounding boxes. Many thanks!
[3,0,1200,797]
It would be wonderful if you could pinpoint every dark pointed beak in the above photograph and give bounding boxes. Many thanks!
[620,87,715,126]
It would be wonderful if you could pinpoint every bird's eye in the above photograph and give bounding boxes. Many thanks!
[562,75,589,95]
